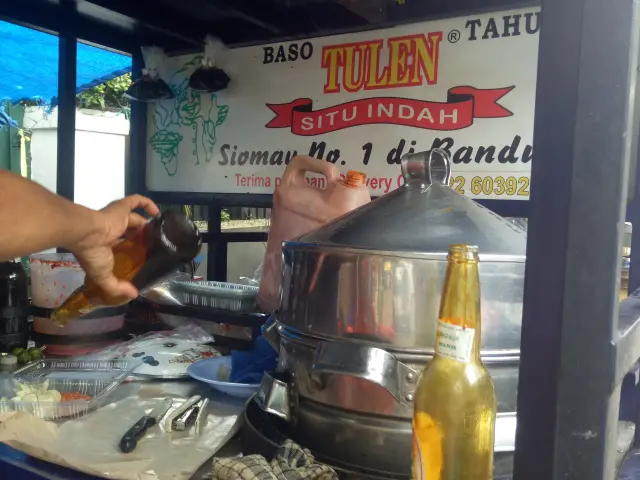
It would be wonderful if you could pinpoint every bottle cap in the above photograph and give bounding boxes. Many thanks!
[159,212,203,262]
[343,171,367,188]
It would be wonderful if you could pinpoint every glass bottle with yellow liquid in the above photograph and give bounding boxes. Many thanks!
[411,244,496,480]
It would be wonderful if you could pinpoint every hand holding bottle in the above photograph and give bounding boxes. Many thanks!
[69,194,160,305]
[54,207,201,326]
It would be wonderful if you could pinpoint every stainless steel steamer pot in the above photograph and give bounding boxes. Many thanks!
[257,149,527,475]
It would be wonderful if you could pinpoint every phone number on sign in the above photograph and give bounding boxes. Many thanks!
[448,175,530,198]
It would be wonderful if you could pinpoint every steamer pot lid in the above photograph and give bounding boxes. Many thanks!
[290,149,527,258]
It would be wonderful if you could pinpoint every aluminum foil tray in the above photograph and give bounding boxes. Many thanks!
[173,281,259,312]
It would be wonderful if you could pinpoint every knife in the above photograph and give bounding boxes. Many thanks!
[119,397,173,453]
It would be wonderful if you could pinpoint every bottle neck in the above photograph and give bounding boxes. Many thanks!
[436,257,482,363]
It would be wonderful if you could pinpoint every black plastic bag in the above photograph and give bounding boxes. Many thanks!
[125,47,175,102]
[188,37,230,93]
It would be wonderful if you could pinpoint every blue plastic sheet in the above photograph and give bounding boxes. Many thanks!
[0,21,131,105]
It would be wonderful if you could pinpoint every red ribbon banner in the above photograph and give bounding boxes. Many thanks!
[265,86,515,136]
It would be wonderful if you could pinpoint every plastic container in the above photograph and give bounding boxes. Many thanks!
[0,359,131,419]
[30,253,83,309]
[29,254,126,356]
[258,156,371,312]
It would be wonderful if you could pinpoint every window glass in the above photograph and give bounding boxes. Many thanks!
[223,207,271,227]
[159,204,209,225]
[227,242,265,284]
[0,21,58,188]
[222,207,268,284]
[0,22,60,260]
[74,41,131,210]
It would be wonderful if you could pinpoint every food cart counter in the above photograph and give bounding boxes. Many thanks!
[0,372,245,480]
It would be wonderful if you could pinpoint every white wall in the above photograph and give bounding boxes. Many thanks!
[29,128,58,193]
[24,107,128,210]
[74,129,126,210]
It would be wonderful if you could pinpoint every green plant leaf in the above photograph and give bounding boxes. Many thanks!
[76,73,132,113]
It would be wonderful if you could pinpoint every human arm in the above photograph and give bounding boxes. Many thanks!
[0,170,101,259]
[0,170,159,299]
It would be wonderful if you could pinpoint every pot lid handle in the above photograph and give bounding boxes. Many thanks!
[401,148,452,190]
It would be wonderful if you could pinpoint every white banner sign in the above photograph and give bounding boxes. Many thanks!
[146,7,540,199]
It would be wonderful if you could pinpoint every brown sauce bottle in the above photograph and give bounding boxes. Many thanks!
[51,212,202,326]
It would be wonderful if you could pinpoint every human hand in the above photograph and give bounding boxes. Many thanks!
[71,195,160,303]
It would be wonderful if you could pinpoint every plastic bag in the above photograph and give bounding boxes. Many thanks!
[139,271,192,306]
[76,325,214,362]
[125,46,174,102]
[239,261,263,287]
[189,36,230,93]
[0,386,241,480]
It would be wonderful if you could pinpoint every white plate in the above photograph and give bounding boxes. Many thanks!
[118,339,221,379]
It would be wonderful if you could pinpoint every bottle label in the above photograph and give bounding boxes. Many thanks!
[435,320,475,363]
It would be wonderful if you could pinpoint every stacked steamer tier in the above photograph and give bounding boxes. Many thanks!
[255,149,526,477]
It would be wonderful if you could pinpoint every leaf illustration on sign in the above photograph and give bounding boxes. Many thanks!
[216,105,228,126]
[148,130,184,176]
[149,56,230,176]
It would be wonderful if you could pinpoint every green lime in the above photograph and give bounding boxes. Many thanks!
[28,348,43,360]
[10,348,25,357]
[17,351,31,364]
